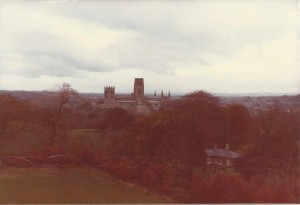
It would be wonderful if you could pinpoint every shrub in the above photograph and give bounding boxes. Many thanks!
[186,173,210,203]
[142,162,166,189]
[207,172,251,203]
[253,176,298,203]
[115,157,142,181]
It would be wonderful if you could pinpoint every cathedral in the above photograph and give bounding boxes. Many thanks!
[103,78,170,113]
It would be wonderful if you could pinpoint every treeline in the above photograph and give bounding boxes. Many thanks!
[93,91,299,202]
[99,91,299,172]
[0,85,299,203]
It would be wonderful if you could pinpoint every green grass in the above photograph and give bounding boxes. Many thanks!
[0,129,172,203]
[0,128,104,156]
[0,168,170,204]
[0,127,47,156]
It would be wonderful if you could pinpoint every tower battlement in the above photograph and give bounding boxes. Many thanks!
[104,86,115,104]
[104,86,115,89]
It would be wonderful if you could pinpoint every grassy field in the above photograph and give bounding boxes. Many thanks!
[0,129,172,203]
[0,168,170,204]
[0,127,47,156]
[0,128,104,156]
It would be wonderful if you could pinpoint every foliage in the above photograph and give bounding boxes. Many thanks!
[100,107,135,131]
[226,104,256,148]
[40,83,79,146]
[236,108,300,177]
[0,94,29,147]
[1,88,299,203]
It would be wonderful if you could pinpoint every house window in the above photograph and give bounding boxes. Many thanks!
[226,159,231,166]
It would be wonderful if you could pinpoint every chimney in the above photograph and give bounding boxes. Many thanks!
[225,143,229,150]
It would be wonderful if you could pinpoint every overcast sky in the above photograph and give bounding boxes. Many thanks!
[0,0,299,94]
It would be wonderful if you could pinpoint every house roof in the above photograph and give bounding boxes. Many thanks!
[205,148,240,159]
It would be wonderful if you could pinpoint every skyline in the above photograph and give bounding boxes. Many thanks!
[0,1,300,94]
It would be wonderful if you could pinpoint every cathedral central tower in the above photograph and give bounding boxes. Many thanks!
[134,78,144,103]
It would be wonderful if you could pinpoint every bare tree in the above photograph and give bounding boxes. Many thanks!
[42,83,79,146]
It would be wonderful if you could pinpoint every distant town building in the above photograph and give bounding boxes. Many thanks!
[103,78,171,113]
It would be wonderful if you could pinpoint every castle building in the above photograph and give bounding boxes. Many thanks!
[103,78,170,113]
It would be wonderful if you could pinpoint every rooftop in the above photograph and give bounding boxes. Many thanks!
[205,148,240,159]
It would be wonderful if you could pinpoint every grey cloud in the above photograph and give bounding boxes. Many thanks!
[2,51,116,78]
[52,1,284,57]
[0,26,117,77]
[0,52,75,77]
[49,2,217,70]
[1,0,297,93]
[1,2,243,77]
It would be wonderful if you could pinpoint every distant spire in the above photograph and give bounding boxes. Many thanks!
[168,91,170,98]
[154,90,156,96]
[161,90,164,97]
